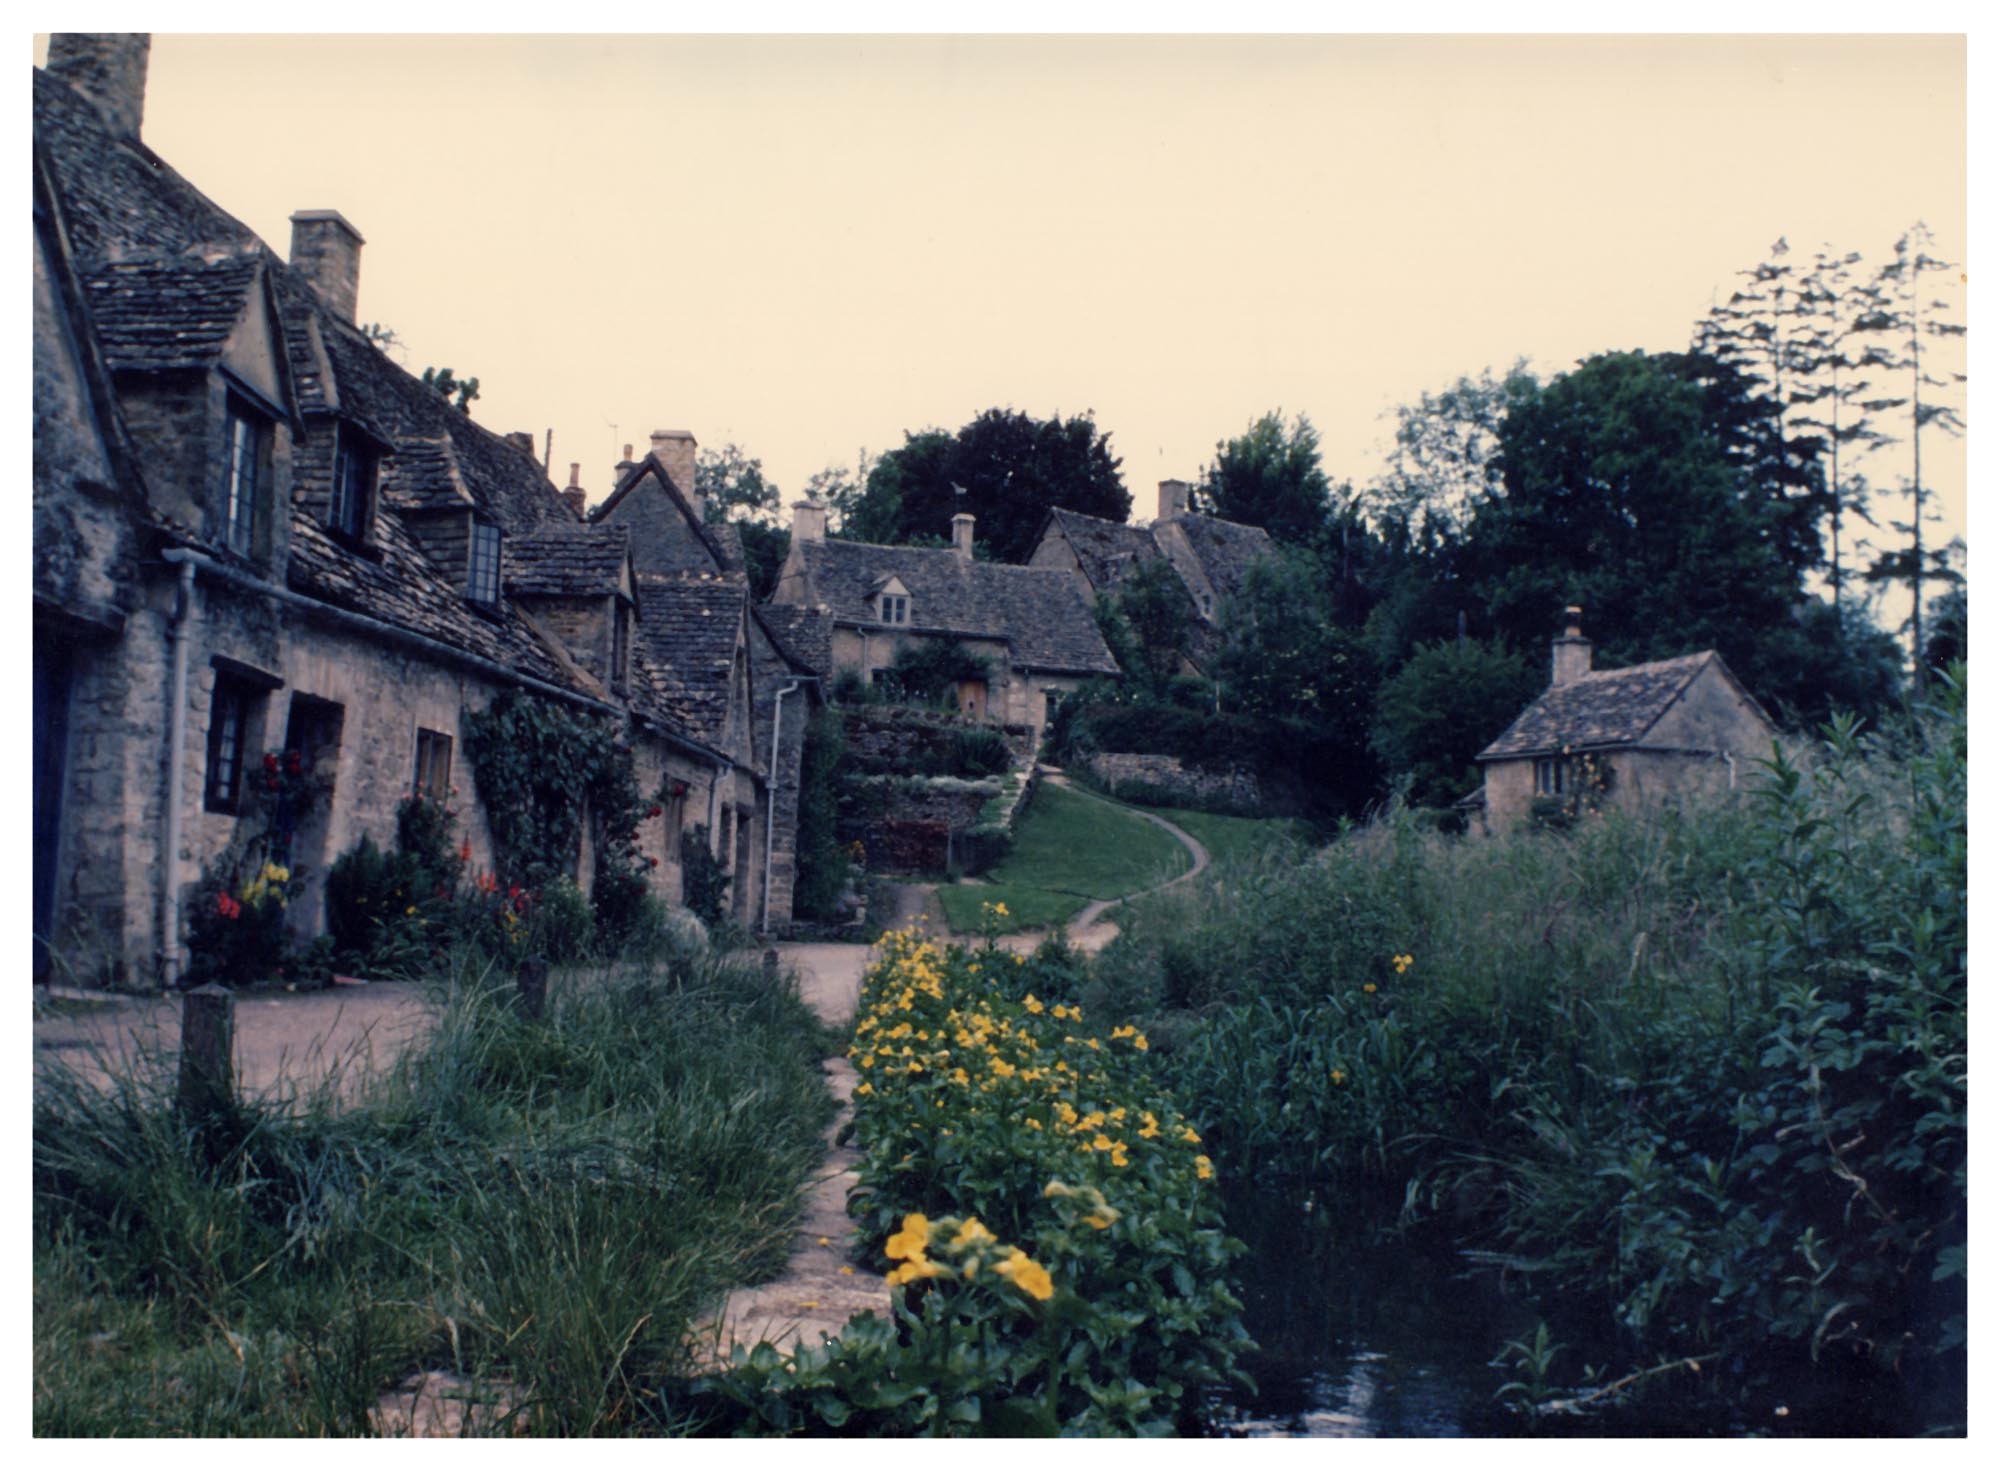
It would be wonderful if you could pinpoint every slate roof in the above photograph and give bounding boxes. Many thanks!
[792,539,1119,676]
[632,572,749,747]
[757,603,833,679]
[505,525,631,599]
[1477,652,1720,761]
[1044,507,1167,593]
[80,251,265,372]
[1170,513,1277,609]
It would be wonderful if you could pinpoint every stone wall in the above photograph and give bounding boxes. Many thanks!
[839,704,1036,769]
[1086,752,1263,811]
[839,775,1001,876]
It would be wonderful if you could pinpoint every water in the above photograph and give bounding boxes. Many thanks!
[1211,1189,1521,1437]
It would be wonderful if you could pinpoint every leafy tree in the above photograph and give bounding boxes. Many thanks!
[736,522,790,601]
[1463,350,1823,707]
[1924,585,1967,676]
[842,410,1128,561]
[1112,557,1198,692]
[1195,411,1332,544]
[1855,222,1967,683]
[1213,548,1376,747]
[1369,638,1539,811]
[695,442,782,525]
[1367,364,1538,540]
[420,365,480,413]
[804,450,878,534]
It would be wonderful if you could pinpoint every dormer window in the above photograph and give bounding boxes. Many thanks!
[880,593,909,626]
[329,429,377,542]
[222,395,271,557]
[469,519,503,604]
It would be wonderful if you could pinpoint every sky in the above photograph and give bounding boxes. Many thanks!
[31,29,1968,615]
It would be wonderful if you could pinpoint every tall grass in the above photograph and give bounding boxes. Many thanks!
[1091,679,1967,1432]
[34,942,837,1436]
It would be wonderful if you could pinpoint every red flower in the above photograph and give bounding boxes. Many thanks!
[263,753,279,773]
[284,750,303,775]
[648,805,664,819]
[458,839,473,864]
[507,884,522,902]
[647,856,660,868]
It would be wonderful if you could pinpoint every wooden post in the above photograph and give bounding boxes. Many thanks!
[517,955,549,1020]
[763,948,779,986]
[175,983,236,1124]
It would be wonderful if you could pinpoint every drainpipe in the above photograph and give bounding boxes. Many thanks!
[159,558,196,987]
[761,679,804,932]
[1722,752,1737,791]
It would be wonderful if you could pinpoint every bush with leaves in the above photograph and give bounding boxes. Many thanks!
[679,824,730,928]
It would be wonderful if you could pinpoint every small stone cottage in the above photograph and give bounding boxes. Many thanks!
[767,499,1119,732]
[1471,607,1779,829]
[32,34,818,986]
[1027,478,1277,672]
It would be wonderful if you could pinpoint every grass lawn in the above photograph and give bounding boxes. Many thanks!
[937,783,1191,934]
[1146,807,1311,870]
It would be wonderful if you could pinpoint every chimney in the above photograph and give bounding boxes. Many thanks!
[288,210,365,324]
[951,512,975,564]
[792,497,827,544]
[46,34,150,139]
[1158,478,1191,521]
[650,429,700,517]
[614,443,637,494]
[563,463,588,519]
[1551,604,1592,687]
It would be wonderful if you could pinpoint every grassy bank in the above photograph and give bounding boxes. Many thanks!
[937,782,1191,934]
[34,943,837,1436]
[1091,683,1967,1433]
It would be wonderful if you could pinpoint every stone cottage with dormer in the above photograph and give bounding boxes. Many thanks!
[32,34,816,985]
[1470,607,1779,830]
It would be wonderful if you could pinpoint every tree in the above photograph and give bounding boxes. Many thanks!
[1196,411,1332,544]
[1856,222,1967,683]
[1111,556,1198,692]
[1924,585,1967,677]
[1370,638,1539,811]
[1213,548,1375,737]
[841,410,1128,561]
[1463,350,1824,708]
[1366,364,1537,537]
[695,442,781,525]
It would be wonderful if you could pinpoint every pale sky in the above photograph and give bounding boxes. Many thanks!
[34,31,1967,603]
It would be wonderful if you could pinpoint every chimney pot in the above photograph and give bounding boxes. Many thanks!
[288,209,366,324]
[46,33,149,139]
[563,462,587,519]
[1158,478,1191,521]
[1551,604,1592,687]
[951,512,975,564]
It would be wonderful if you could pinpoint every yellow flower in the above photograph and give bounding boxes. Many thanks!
[885,1213,932,1261]
[1195,1154,1214,1180]
[993,903,1009,918]
[1329,1069,1345,1085]
[1084,1205,1120,1231]
[1364,983,1378,994]
[952,1218,996,1249]
[1181,1125,1202,1145]
[855,1082,873,1096]
[1091,1134,1116,1152]
[994,1248,1054,1301]
[1023,994,1044,1014]
[1024,1118,1042,1130]
[886,1258,950,1287]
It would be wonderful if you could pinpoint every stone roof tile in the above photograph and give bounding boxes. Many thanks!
[80,251,263,372]
[633,572,748,746]
[505,525,631,599]
[1478,652,1717,760]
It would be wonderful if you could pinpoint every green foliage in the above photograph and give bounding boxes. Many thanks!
[1097,679,1966,1430]
[34,946,837,1436]
[679,823,730,928]
[843,408,1130,562]
[461,689,650,943]
[322,834,427,975]
[183,858,300,989]
[879,640,993,708]
[791,707,853,923]
[1196,410,1332,544]
[1213,548,1378,739]
[1109,556,1198,690]
[1370,637,1538,810]
[419,365,480,412]
[694,441,781,523]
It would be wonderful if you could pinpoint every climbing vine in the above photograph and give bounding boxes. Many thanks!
[461,689,650,938]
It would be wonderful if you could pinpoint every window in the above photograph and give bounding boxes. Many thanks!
[222,397,270,557]
[205,676,261,812]
[663,786,687,861]
[329,429,376,542]
[469,521,502,604]
[879,593,908,625]
[414,728,453,799]
[1534,757,1565,796]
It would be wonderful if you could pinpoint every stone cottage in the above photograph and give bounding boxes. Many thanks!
[1471,607,1779,829]
[767,499,1119,731]
[1027,477,1276,672]
[32,34,816,986]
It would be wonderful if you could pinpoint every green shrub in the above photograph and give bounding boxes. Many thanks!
[680,824,730,927]
[532,877,596,962]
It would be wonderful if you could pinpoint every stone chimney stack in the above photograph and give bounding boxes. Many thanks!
[792,497,828,544]
[650,429,700,516]
[1551,604,1592,687]
[503,431,535,459]
[563,463,588,519]
[951,513,976,564]
[287,210,365,324]
[1158,478,1191,521]
[614,444,637,495]
[46,34,150,139]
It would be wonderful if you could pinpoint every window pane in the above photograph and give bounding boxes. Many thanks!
[469,523,501,602]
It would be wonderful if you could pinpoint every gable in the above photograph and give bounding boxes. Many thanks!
[594,457,733,578]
